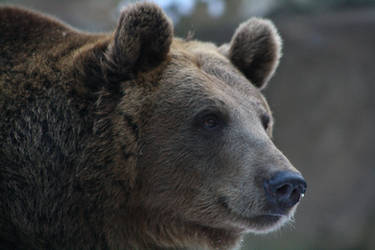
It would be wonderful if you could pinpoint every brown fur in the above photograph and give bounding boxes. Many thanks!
[0,3,303,250]
[219,18,282,88]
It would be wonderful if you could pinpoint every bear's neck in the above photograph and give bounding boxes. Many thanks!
[105,205,243,250]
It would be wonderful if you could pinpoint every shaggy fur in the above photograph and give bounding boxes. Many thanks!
[0,3,303,250]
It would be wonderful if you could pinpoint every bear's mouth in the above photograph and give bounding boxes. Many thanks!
[226,211,293,234]
[249,214,283,224]
[219,197,295,233]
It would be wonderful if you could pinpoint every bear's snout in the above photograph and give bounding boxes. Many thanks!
[263,171,307,212]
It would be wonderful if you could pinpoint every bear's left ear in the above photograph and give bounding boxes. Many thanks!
[103,2,173,82]
[220,18,282,89]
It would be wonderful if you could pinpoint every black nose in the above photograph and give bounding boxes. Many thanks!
[264,171,307,210]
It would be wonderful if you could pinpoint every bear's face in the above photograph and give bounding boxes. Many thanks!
[80,2,306,247]
[132,41,300,234]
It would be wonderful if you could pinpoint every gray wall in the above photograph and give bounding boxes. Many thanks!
[246,9,375,250]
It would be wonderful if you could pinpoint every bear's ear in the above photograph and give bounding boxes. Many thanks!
[103,2,173,82]
[220,18,282,89]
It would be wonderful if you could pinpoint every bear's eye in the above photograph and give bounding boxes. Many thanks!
[194,111,225,132]
[261,114,270,130]
[202,115,220,130]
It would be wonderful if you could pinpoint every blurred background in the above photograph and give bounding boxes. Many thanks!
[3,0,375,249]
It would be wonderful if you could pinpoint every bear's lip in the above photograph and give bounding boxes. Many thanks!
[226,207,295,233]
[216,196,296,232]
[249,213,284,224]
[229,213,289,233]
[243,212,284,223]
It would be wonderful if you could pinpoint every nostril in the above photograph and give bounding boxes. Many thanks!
[291,188,301,202]
[276,183,292,197]
[264,171,307,210]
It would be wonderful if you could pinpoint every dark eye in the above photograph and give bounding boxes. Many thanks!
[194,110,226,132]
[202,115,220,130]
[261,114,270,130]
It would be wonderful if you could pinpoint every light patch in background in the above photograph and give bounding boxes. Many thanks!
[202,0,226,17]
[240,0,278,17]
[117,0,226,23]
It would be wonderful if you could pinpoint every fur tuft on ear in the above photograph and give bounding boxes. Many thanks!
[104,2,173,82]
[223,18,282,89]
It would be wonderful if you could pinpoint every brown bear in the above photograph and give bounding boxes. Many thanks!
[0,2,306,250]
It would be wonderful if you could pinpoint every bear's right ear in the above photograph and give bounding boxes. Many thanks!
[220,18,282,89]
[103,3,173,82]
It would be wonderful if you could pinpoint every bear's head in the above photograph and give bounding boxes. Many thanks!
[76,3,306,249]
